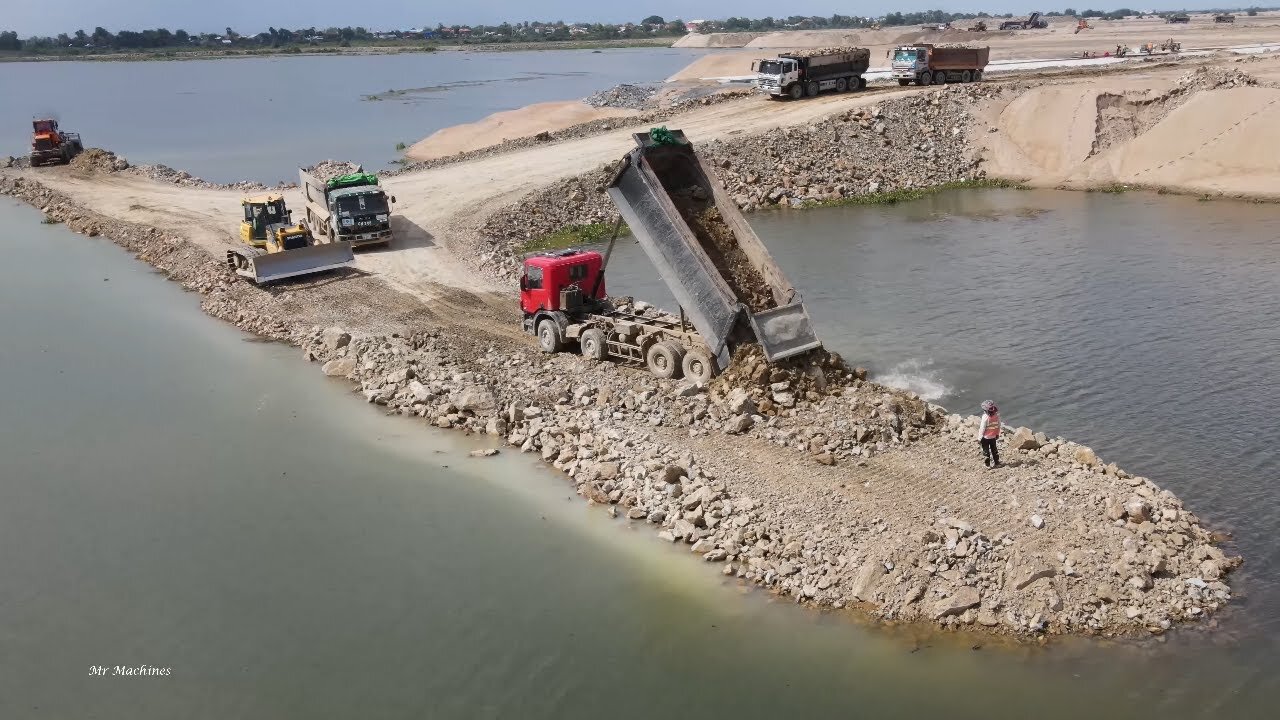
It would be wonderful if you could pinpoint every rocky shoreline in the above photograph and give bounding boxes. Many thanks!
[0,163,1242,642]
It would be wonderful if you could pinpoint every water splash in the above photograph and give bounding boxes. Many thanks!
[874,358,951,402]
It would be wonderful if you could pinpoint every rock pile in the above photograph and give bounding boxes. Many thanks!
[478,84,996,277]
[70,148,130,173]
[585,83,659,110]
[303,160,362,182]
[61,147,269,191]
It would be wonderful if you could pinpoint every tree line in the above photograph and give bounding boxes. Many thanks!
[2,8,1275,54]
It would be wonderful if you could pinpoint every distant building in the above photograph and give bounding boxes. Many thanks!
[685,20,706,32]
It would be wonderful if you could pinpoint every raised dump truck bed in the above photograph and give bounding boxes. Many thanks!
[606,130,820,367]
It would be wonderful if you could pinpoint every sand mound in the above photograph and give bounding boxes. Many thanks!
[407,102,636,162]
[672,32,763,48]
[666,52,759,81]
[1067,86,1280,195]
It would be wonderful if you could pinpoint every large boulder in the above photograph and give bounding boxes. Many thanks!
[321,357,357,377]
[320,326,351,351]
[1010,427,1041,451]
[1074,446,1099,466]
[931,586,982,619]
[452,385,497,413]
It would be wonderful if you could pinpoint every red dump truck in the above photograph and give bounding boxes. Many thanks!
[519,130,822,383]
[752,47,871,99]
[891,44,991,86]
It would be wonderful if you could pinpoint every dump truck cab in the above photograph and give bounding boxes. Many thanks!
[752,56,801,94]
[240,194,309,250]
[892,46,929,77]
[520,250,606,318]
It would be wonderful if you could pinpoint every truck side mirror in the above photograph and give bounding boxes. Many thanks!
[519,275,528,291]
[390,196,397,203]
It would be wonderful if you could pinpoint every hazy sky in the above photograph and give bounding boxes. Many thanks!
[5,1,1131,36]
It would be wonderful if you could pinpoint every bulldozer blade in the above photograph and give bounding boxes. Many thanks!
[747,303,823,362]
[234,242,354,284]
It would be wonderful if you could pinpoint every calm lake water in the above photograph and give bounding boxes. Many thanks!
[0,48,705,184]
[2,51,1280,718]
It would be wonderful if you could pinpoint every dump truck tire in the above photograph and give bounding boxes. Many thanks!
[961,70,972,83]
[580,328,607,361]
[857,76,867,90]
[898,79,911,86]
[917,73,929,86]
[934,70,946,85]
[646,341,682,379]
[835,78,848,92]
[805,82,819,98]
[537,319,563,354]
[682,349,716,385]
[974,70,984,81]
[788,84,803,100]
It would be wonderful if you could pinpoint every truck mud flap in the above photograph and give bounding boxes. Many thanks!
[232,242,355,284]
[748,303,822,362]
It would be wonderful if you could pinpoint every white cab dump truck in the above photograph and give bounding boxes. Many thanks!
[892,44,990,86]
[752,47,871,100]
[298,166,396,248]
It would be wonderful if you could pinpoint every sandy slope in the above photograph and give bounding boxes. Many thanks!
[1062,87,1280,194]
[406,101,637,161]
[975,56,1280,198]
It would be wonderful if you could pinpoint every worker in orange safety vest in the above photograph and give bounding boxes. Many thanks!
[977,400,1002,468]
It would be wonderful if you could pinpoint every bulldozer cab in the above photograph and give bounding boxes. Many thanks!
[32,119,57,134]
[241,194,291,244]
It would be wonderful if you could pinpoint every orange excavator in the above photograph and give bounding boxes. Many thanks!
[1075,19,1093,34]
[29,118,83,167]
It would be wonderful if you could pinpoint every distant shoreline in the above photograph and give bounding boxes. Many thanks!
[0,37,677,63]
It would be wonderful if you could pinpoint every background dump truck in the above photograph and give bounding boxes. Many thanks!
[298,166,396,248]
[892,44,990,86]
[520,129,821,384]
[29,118,83,166]
[752,47,871,99]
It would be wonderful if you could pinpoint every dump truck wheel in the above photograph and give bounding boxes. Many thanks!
[857,76,867,90]
[646,341,682,379]
[537,319,563,354]
[835,78,848,92]
[898,79,911,86]
[805,82,819,98]
[933,71,946,85]
[961,70,972,83]
[788,84,803,100]
[580,328,607,361]
[916,73,929,86]
[974,70,984,82]
[682,349,716,385]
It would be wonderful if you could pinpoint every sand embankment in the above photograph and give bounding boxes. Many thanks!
[672,32,763,48]
[979,63,1280,197]
[406,101,637,161]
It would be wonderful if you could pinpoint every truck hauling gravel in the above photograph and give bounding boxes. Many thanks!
[752,47,871,99]
[891,44,990,86]
[519,129,822,383]
[299,164,396,248]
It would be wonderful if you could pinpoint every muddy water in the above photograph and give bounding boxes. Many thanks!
[0,48,706,184]
[3,187,1279,717]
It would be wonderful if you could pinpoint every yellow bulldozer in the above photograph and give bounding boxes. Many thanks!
[227,194,354,283]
